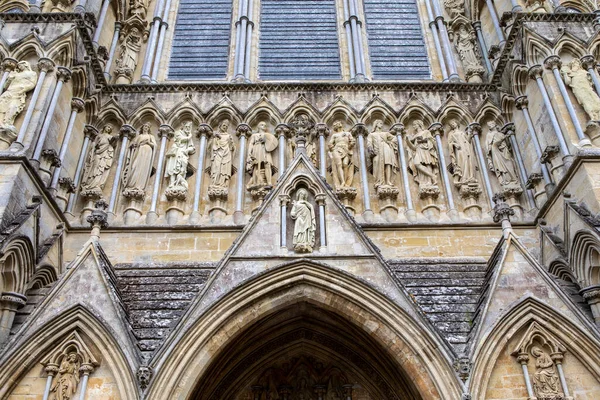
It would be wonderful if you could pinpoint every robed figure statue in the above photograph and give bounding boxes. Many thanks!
[291,188,316,253]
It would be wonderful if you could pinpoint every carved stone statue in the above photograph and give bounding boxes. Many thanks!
[367,119,398,189]
[444,0,465,18]
[454,25,485,83]
[486,121,520,192]
[0,61,37,143]
[561,59,600,121]
[448,120,477,186]
[406,120,439,196]
[164,121,195,200]
[129,0,149,19]
[328,121,356,190]
[246,121,278,190]
[209,119,236,191]
[531,346,562,398]
[50,353,80,400]
[80,126,115,198]
[291,188,316,253]
[114,26,143,84]
[289,114,317,164]
[122,122,156,199]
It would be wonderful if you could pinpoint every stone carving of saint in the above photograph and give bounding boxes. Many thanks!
[49,353,80,400]
[129,0,149,19]
[485,121,520,189]
[454,25,485,83]
[447,120,477,186]
[328,121,356,190]
[406,120,439,191]
[444,0,465,18]
[291,188,316,253]
[209,119,236,190]
[50,0,75,12]
[80,126,115,198]
[530,346,561,398]
[114,27,143,84]
[246,121,278,189]
[121,122,156,199]
[367,119,399,189]
[164,121,195,198]
[561,59,600,121]
[0,61,37,141]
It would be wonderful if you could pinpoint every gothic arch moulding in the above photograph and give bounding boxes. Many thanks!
[147,261,462,400]
[0,235,35,295]
[570,229,600,287]
[469,297,600,399]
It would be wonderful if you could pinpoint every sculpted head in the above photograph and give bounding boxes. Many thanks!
[16,61,31,72]
[449,119,458,129]
[570,59,582,71]
[373,119,383,131]
[296,188,309,202]
[219,119,230,132]
[182,121,192,133]
[487,120,497,131]
[258,121,267,132]
[141,122,151,135]
[332,121,343,132]
[102,125,113,135]
[67,353,78,362]
[412,120,424,131]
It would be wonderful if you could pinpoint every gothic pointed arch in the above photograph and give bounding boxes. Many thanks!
[0,235,35,295]
[165,97,204,128]
[244,95,283,127]
[570,229,600,287]
[282,96,322,124]
[147,261,462,400]
[0,305,139,400]
[205,96,243,126]
[359,96,397,127]
[469,296,600,399]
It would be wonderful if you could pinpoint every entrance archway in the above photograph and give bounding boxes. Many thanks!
[191,302,421,399]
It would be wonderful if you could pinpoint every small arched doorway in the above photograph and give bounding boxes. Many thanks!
[191,302,422,399]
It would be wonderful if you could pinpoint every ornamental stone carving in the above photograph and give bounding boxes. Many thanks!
[129,0,150,19]
[208,119,235,201]
[328,121,356,193]
[451,21,485,83]
[525,0,551,12]
[486,121,521,195]
[291,188,316,253]
[367,119,398,189]
[289,114,317,164]
[448,120,482,208]
[561,59,600,122]
[80,126,116,199]
[49,353,81,400]
[246,121,278,191]
[164,121,195,201]
[0,60,37,147]
[406,120,440,200]
[444,0,465,19]
[114,22,147,84]
[531,346,563,399]
[122,122,156,200]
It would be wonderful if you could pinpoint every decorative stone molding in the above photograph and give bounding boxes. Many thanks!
[453,357,471,382]
[86,200,109,239]
[137,366,153,390]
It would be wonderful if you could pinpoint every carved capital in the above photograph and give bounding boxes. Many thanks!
[44,363,60,376]
[120,124,137,140]
[0,291,27,309]
[467,122,482,136]
[525,172,543,189]
[390,123,405,136]
[56,66,72,82]
[515,96,529,110]
[87,210,108,229]
[492,193,515,223]
[236,123,251,138]
[472,20,482,30]
[1,57,18,72]
[540,145,559,164]
[580,55,597,71]
[315,123,329,138]
[41,149,61,167]
[429,122,444,136]
[79,363,95,375]
[70,97,85,113]
[279,194,291,206]
[351,123,368,137]
[581,285,600,303]
[158,124,174,139]
[528,64,544,80]
[500,122,515,136]
[516,353,529,365]
[37,57,55,73]
[83,124,99,140]
[196,123,212,138]
[58,177,76,193]
[550,352,564,364]
[543,55,562,71]
[315,193,326,206]
[275,123,291,138]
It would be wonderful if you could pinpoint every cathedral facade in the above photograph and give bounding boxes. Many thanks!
[1,0,600,398]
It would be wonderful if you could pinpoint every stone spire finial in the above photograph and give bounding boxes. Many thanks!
[86,200,108,241]
[493,193,514,238]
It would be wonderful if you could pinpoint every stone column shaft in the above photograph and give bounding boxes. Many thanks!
[510,0,522,11]
[33,67,71,161]
[92,0,111,46]
[581,56,600,96]
[234,125,250,221]
[356,132,371,213]
[392,126,415,218]
[318,132,326,178]
[151,22,169,81]
[0,58,18,96]
[431,124,457,218]
[425,0,448,80]
[108,125,136,214]
[484,0,505,45]
[42,375,54,400]
[16,58,54,145]
[529,65,572,160]
[50,98,84,190]
[519,360,535,398]
[545,56,589,146]
[147,126,171,222]
[192,127,209,219]
[473,21,493,74]
[556,363,570,397]
[66,127,95,213]
[469,124,495,208]
[316,194,327,247]
[104,23,122,80]
[506,128,536,209]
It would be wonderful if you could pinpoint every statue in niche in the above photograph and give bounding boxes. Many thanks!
[0,61,37,143]
[453,25,485,83]
[447,120,477,186]
[208,119,236,191]
[328,121,356,190]
[530,346,562,398]
[291,188,316,253]
[444,0,465,19]
[164,121,195,199]
[367,119,399,189]
[122,122,156,199]
[80,125,115,198]
[485,121,521,192]
[406,120,439,195]
[289,114,317,164]
[561,59,600,121]
[129,0,149,19]
[246,121,278,190]
[49,353,80,400]
[114,26,143,84]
